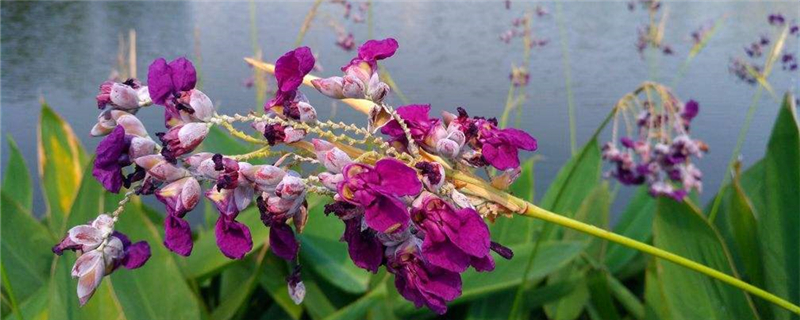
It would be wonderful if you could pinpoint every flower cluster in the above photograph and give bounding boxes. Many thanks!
[57,37,538,315]
[311,38,395,103]
[499,13,549,46]
[602,97,707,201]
[379,105,537,170]
[628,0,673,57]
[729,13,798,83]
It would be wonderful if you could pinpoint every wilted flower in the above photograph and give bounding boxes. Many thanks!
[386,239,461,315]
[156,177,201,256]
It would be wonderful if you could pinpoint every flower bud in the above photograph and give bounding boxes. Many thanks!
[184,152,214,170]
[241,165,286,193]
[111,111,148,137]
[110,82,140,110]
[276,175,306,200]
[424,124,448,149]
[367,81,390,103]
[157,123,209,159]
[156,177,201,217]
[436,139,461,158]
[344,64,372,86]
[188,89,215,122]
[318,172,344,191]
[311,77,346,99]
[312,139,352,173]
[446,129,466,147]
[91,113,117,137]
[129,137,157,160]
[72,250,105,306]
[136,86,151,106]
[283,127,306,144]
[342,75,366,99]
[134,154,189,182]
[296,101,318,123]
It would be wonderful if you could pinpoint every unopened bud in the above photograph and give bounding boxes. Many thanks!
[296,101,317,123]
[342,75,366,99]
[112,111,148,137]
[110,83,140,110]
[158,123,209,159]
[134,154,189,182]
[241,165,286,193]
[318,172,344,191]
[188,89,215,122]
[436,139,461,158]
[156,177,201,217]
[128,137,157,160]
[312,139,352,173]
[311,77,346,99]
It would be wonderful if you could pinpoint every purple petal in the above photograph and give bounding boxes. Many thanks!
[164,215,193,256]
[422,238,470,272]
[358,38,399,61]
[92,126,127,193]
[470,254,495,272]
[147,58,174,105]
[500,128,537,151]
[373,159,422,197]
[122,241,151,269]
[364,194,409,233]
[482,141,520,170]
[683,99,699,121]
[446,208,490,257]
[215,216,253,259]
[343,218,383,273]
[418,265,462,301]
[168,57,197,92]
[269,222,298,261]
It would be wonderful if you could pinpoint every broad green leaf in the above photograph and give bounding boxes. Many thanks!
[605,187,656,274]
[299,196,370,294]
[4,286,49,320]
[107,197,204,320]
[38,103,88,235]
[563,183,611,258]
[586,271,621,320]
[543,267,589,320]
[643,259,671,320]
[539,138,602,217]
[1,192,55,303]
[465,291,516,320]
[323,282,387,320]
[3,136,33,211]
[653,198,759,320]
[63,163,104,228]
[211,240,271,320]
[302,278,337,320]
[756,93,799,320]
[186,206,269,279]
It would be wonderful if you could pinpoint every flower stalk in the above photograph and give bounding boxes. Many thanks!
[246,58,800,315]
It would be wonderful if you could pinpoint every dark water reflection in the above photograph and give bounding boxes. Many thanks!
[2,1,798,220]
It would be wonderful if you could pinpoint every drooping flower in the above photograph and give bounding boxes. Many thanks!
[92,126,130,193]
[386,240,462,315]
[52,215,151,306]
[411,195,495,273]
[343,216,384,273]
[207,187,253,259]
[313,38,396,102]
[380,104,444,151]
[338,159,422,233]
[156,177,201,256]
[257,174,307,261]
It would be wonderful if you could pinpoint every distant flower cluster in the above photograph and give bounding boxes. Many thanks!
[603,93,707,201]
[330,0,370,51]
[55,38,538,315]
[729,13,798,84]
[499,11,549,46]
[629,0,674,57]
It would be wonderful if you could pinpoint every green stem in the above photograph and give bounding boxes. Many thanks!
[708,85,763,222]
[499,84,516,128]
[556,2,577,155]
[294,0,324,47]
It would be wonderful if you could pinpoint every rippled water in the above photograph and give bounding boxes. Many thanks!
[2,1,798,217]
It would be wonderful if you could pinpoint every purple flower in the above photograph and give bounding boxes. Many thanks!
[338,159,422,233]
[380,104,444,151]
[257,196,299,261]
[411,195,495,273]
[156,123,209,162]
[342,216,384,273]
[342,38,399,74]
[92,126,129,193]
[147,57,197,106]
[207,188,254,259]
[387,243,462,315]
[96,79,143,111]
[156,177,201,256]
[477,123,538,170]
[266,47,316,112]
[257,174,307,261]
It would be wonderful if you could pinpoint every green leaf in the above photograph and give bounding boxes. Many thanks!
[3,286,49,320]
[563,183,611,258]
[299,197,370,294]
[586,271,621,320]
[543,267,589,320]
[605,187,656,274]
[323,282,387,320]
[0,192,55,303]
[652,197,759,320]
[643,258,671,320]
[107,196,204,320]
[302,278,337,320]
[38,103,88,235]
[756,93,799,320]
[210,241,271,320]
[3,136,33,211]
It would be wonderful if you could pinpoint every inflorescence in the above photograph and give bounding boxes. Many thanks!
[53,37,539,314]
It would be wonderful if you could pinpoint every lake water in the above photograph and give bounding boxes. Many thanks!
[2,1,798,219]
